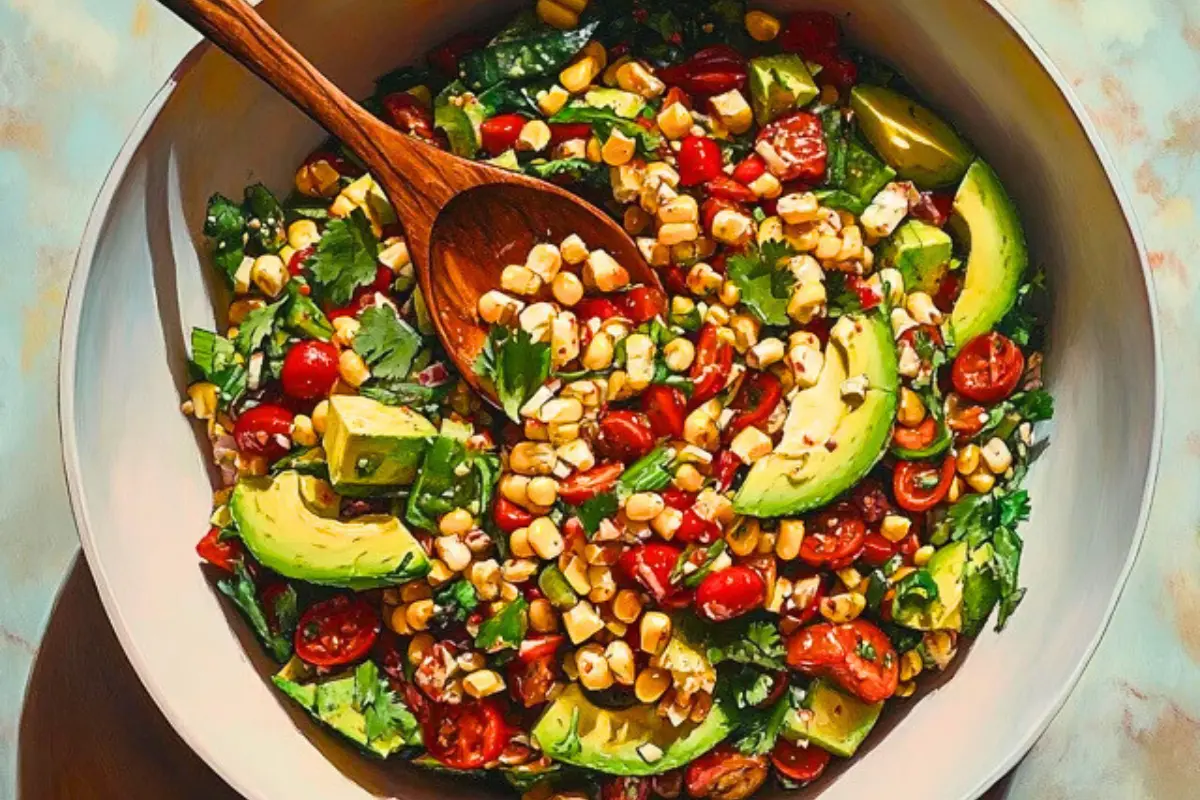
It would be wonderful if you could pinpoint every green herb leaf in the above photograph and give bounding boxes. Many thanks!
[434,579,480,624]
[216,562,294,663]
[189,328,245,410]
[560,706,583,758]
[724,665,776,709]
[1012,390,1054,422]
[571,491,619,537]
[733,685,796,756]
[475,596,529,653]
[726,240,797,326]
[551,103,663,154]
[991,527,1026,630]
[618,445,675,495]
[235,297,287,356]
[474,325,552,422]
[353,660,423,746]
[892,569,939,614]
[308,208,380,305]
[203,193,248,282]
[706,619,786,670]
[243,183,287,253]
[354,305,423,380]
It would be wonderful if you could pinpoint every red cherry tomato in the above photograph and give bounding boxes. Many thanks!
[684,745,769,800]
[676,509,721,545]
[615,285,667,323]
[696,566,766,622]
[493,497,535,533]
[280,340,340,400]
[422,698,509,769]
[662,263,690,296]
[558,463,624,505]
[479,113,528,156]
[287,245,314,276]
[597,410,657,463]
[618,543,686,605]
[549,122,593,145]
[663,86,692,110]
[893,455,957,512]
[705,175,759,203]
[427,31,486,75]
[689,324,734,406]
[725,371,783,440]
[756,111,827,182]
[812,51,858,91]
[786,620,899,703]
[799,502,866,567]
[661,489,695,511]
[933,271,963,313]
[789,576,826,625]
[659,51,748,97]
[196,526,241,572]
[574,297,623,321]
[233,404,294,461]
[642,385,688,439]
[951,332,1026,404]
[779,11,841,59]
[892,417,940,452]
[677,136,724,187]
[712,450,743,493]
[382,92,437,141]
[508,648,558,708]
[859,532,899,567]
[518,634,564,663]
[731,154,767,186]
[294,595,381,667]
[771,739,831,784]
[947,396,988,438]
[847,275,883,311]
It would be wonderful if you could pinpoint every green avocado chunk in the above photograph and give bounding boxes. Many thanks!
[891,540,967,631]
[783,679,882,758]
[961,542,1001,636]
[733,313,898,517]
[944,159,1029,353]
[273,666,414,758]
[849,85,974,189]
[231,470,430,589]
[748,54,819,125]
[323,395,436,496]
[878,219,953,295]
[585,87,646,119]
[532,685,732,776]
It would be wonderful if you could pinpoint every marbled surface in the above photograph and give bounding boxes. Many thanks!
[1,0,1198,797]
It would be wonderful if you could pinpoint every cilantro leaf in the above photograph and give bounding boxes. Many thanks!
[560,706,583,758]
[733,685,797,756]
[216,561,295,663]
[570,491,619,537]
[474,325,552,422]
[434,579,480,625]
[891,569,939,615]
[724,665,776,709]
[726,240,797,326]
[308,209,379,305]
[992,527,1026,630]
[706,619,786,670]
[824,272,862,318]
[525,158,605,185]
[475,597,529,653]
[353,660,422,746]
[242,183,286,254]
[203,193,248,282]
[235,297,286,356]
[997,489,1031,528]
[1012,389,1054,423]
[551,104,662,154]
[354,305,423,380]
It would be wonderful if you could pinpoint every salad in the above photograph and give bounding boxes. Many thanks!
[182,1,1054,797]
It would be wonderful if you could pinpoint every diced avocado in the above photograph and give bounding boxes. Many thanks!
[944,159,1028,353]
[878,219,953,295]
[538,564,579,609]
[783,679,882,758]
[849,85,974,189]
[962,543,1001,636]
[323,395,436,496]
[231,470,430,589]
[585,87,646,119]
[410,287,436,336]
[733,313,898,517]
[532,685,733,776]
[892,540,967,631]
[273,671,408,758]
[749,54,819,125]
[487,149,521,171]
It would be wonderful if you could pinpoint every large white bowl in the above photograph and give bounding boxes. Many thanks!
[60,1,1161,798]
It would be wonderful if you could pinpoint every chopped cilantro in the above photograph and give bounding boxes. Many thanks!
[724,665,776,709]
[570,491,619,537]
[203,193,248,282]
[216,562,295,663]
[475,597,529,653]
[551,104,662,154]
[706,619,786,670]
[189,328,246,410]
[726,240,797,326]
[235,297,286,356]
[354,305,423,380]
[434,579,480,624]
[732,685,797,756]
[308,209,380,305]
[473,325,552,422]
[242,183,286,253]
[353,660,423,746]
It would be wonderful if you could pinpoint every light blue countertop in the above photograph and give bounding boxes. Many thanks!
[1,0,1198,796]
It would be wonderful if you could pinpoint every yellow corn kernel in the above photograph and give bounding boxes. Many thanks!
[898,387,927,428]
[967,469,996,494]
[527,517,565,560]
[899,649,924,682]
[744,9,781,41]
[880,514,912,543]
[537,0,581,31]
[639,612,672,656]
[776,520,805,561]
[956,444,981,476]
[635,667,671,704]
[819,592,867,624]
[337,349,371,387]
[463,669,506,698]
[529,598,560,633]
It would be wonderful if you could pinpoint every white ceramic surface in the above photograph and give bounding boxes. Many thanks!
[60,1,1160,798]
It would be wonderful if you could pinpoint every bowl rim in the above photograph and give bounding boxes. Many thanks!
[56,3,1164,799]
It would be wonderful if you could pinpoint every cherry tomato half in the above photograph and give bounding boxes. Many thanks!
[196,525,241,572]
[786,620,899,703]
[493,497,535,533]
[558,463,624,505]
[756,111,827,182]
[725,371,783,441]
[287,245,315,276]
[233,404,294,461]
[618,543,685,605]
[574,297,623,321]
[676,509,722,545]
[549,122,593,146]
[893,455,956,512]
[690,324,734,406]
[799,502,866,567]
[678,136,724,187]
[280,340,340,400]
[859,532,899,568]
[479,113,528,156]
[422,698,509,770]
[615,285,667,324]
[642,385,688,439]
[911,191,955,228]
[947,395,988,438]
[696,566,766,622]
[892,417,939,452]
[730,153,767,186]
[596,410,656,463]
[685,745,769,800]
[294,595,381,667]
[712,449,743,493]
[771,739,831,784]
[951,332,1025,404]
[659,49,748,97]
[705,175,758,203]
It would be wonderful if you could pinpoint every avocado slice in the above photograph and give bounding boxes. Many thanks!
[878,219,953,295]
[232,470,430,589]
[323,395,436,496]
[273,671,410,758]
[961,543,1001,636]
[944,159,1028,353]
[849,85,974,189]
[891,540,967,631]
[532,685,732,776]
[748,54,818,125]
[733,313,898,517]
[783,679,882,758]
[585,87,646,119]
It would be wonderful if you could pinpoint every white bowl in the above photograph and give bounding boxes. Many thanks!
[60,1,1161,798]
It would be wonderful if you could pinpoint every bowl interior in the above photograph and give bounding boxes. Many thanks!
[62,1,1158,798]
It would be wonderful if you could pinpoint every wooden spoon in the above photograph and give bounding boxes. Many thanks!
[160,0,663,400]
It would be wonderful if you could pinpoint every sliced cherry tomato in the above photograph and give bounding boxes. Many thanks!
[678,136,724,187]
[771,739,831,784]
[427,31,486,75]
[602,776,651,800]
[690,45,748,69]
[548,122,594,146]
[294,595,381,667]
[788,620,899,703]
[705,175,758,203]
[756,111,827,182]
[615,285,667,323]
[493,497,535,533]
[892,417,939,452]
[280,340,340,400]
[597,410,656,463]
[859,532,899,567]
[642,385,687,439]
[696,566,765,622]
[664,86,692,110]
[662,263,690,296]
[518,634,564,663]
[287,245,314,276]
[574,297,623,321]
[676,509,721,545]
[731,153,767,186]
[422,698,509,769]
[382,92,437,141]
[509,650,557,708]
[661,488,696,511]
[779,11,840,59]
[196,526,241,572]
[893,455,956,512]
[847,275,883,311]
[233,404,294,460]
[685,745,769,800]
[712,450,742,493]
[689,324,734,406]
[947,395,988,438]
[725,371,783,440]
[558,463,624,504]
[659,61,747,97]
[799,502,866,567]
[618,543,685,605]
[952,332,1025,404]
[479,113,527,156]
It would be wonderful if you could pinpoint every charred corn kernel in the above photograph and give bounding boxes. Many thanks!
[686,262,724,296]
[603,55,633,87]
[639,612,672,656]
[906,291,943,325]
[337,349,370,387]
[894,680,917,698]
[185,382,219,421]
[439,508,475,537]
[820,592,867,623]
[560,52,602,94]
[310,400,329,435]
[510,442,558,476]
[967,469,996,494]
[709,89,754,134]
[478,290,525,325]
[501,474,532,505]
[463,669,506,699]
[560,234,589,264]
[551,271,585,307]
[711,209,754,245]
[406,599,435,631]
[625,492,665,522]
[913,545,936,567]
[956,444,981,476]
[744,9,781,41]
[947,475,965,504]
[624,205,652,235]
[510,527,535,559]
[982,437,1013,474]
[529,598,559,633]
[526,476,559,508]
[836,567,864,592]
[651,507,683,540]
[924,630,958,670]
[746,337,785,370]
[613,589,644,625]
[502,558,539,585]
[582,331,615,371]
[607,370,632,402]
[658,222,701,246]
[501,264,543,296]
[407,632,435,667]
[663,338,695,372]
[388,604,412,634]
[250,254,288,298]
[528,517,565,559]
[776,519,805,561]
[576,644,614,690]
[730,314,761,353]
[525,419,550,442]
[668,465,702,496]
[294,157,341,198]
[331,316,361,348]
[519,302,558,343]
[563,600,605,644]
[602,129,637,166]
[562,554,591,595]
[583,249,630,292]
[899,649,924,682]
[658,195,700,225]
[765,576,794,614]
[684,406,720,451]
[616,60,666,98]
[426,559,455,587]
[880,514,912,543]
[635,667,671,703]
[557,440,596,474]
[605,640,636,685]
[287,219,320,250]
[586,136,604,162]
[898,387,927,428]
[730,426,773,464]
[587,565,617,603]
[536,83,571,116]
[227,298,266,326]
[777,192,821,225]
[518,119,552,153]
[657,102,693,140]
[456,651,487,673]
[726,519,760,558]
[539,398,584,426]
[436,535,472,573]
